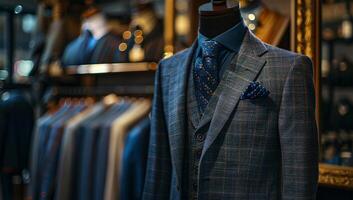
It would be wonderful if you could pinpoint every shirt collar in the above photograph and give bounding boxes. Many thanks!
[198,20,247,53]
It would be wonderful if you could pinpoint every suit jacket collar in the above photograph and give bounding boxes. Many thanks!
[167,29,268,185]
[195,30,267,130]
[200,29,268,159]
[198,20,247,53]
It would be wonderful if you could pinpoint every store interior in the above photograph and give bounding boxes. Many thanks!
[0,0,353,199]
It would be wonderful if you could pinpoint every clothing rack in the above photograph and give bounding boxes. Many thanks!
[64,62,157,75]
[29,95,152,200]
[51,85,154,97]
[27,62,156,200]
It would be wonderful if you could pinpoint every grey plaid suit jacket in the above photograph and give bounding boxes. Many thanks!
[143,29,318,200]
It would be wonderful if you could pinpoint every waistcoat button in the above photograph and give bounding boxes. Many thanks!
[192,183,198,191]
[195,133,205,142]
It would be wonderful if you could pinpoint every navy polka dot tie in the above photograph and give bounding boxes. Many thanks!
[193,40,221,113]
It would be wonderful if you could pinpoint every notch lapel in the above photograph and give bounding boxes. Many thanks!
[168,41,198,186]
[201,30,269,158]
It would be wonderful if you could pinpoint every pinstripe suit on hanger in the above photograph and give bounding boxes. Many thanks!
[143,27,318,200]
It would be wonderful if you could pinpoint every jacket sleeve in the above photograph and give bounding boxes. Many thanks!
[278,55,319,200]
[143,62,172,199]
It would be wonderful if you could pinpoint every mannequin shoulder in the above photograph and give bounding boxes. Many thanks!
[160,48,191,65]
[263,44,313,70]
[156,48,192,73]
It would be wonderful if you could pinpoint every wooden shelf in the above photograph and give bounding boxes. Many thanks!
[64,62,158,75]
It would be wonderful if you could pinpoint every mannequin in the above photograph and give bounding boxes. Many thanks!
[144,1,318,199]
[199,0,242,38]
[82,9,109,40]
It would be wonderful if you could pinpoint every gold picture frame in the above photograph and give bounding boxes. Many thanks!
[319,164,353,189]
[292,0,353,190]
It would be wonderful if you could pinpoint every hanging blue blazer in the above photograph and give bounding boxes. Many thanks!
[120,118,150,200]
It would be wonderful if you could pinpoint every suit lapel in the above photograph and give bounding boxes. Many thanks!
[201,30,269,158]
[196,53,239,130]
[168,41,198,185]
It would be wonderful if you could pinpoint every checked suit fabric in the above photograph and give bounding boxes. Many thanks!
[143,27,318,200]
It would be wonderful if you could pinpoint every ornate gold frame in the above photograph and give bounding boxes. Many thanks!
[164,0,175,57]
[291,0,321,124]
[291,0,353,190]
[319,164,353,189]
[164,0,353,190]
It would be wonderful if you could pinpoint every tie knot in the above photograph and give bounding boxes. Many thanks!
[201,40,220,57]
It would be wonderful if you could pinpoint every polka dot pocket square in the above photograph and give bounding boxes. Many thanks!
[240,81,270,100]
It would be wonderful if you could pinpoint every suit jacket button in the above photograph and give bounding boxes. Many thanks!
[195,133,205,142]
[193,165,199,175]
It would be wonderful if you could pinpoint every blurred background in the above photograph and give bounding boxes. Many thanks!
[0,0,352,199]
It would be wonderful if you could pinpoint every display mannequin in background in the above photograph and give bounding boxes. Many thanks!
[123,0,164,62]
[144,0,318,199]
[61,7,122,66]
[82,11,109,41]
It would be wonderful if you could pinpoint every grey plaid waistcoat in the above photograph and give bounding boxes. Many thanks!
[143,29,319,200]
[183,52,240,200]
[183,68,203,200]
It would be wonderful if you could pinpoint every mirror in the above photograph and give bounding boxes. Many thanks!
[319,0,353,190]
[321,0,353,167]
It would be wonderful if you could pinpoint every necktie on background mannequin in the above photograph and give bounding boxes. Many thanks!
[193,40,221,113]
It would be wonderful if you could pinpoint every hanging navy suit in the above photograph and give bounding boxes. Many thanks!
[120,118,150,200]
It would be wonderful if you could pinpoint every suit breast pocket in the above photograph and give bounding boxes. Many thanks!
[231,96,279,137]
[226,96,280,167]
[236,96,276,113]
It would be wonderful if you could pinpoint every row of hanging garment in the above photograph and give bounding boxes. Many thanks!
[28,95,151,200]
